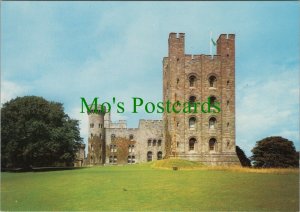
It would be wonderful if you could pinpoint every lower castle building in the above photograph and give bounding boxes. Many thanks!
[87,110,163,165]
[84,33,240,166]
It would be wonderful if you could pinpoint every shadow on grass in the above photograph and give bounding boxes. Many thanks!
[1,166,88,173]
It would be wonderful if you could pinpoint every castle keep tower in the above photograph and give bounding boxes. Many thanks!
[163,33,240,165]
[87,108,105,165]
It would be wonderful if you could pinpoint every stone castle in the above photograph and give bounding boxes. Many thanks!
[75,33,240,166]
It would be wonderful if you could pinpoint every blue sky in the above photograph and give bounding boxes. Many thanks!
[1,2,299,156]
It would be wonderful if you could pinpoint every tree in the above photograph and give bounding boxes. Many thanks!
[251,136,299,168]
[1,96,83,168]
[236,146,251,167]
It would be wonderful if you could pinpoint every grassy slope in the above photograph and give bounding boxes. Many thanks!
[1,161,299,211]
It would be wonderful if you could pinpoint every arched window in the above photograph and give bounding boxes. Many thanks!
[111,134,116,141]
[209,117,217,129]
[153,139,157,146]
[147,151,153,162]
[189,75,196,87]
[157,151,162,160]
[148,139,151,147]
[209,138,217,151]
[209,75,217,87]
[209,96,216,107]
[158,139,162,146]
[189,138,196,151]
[189,96,196,109]
[129,134,134,140]
[189,117,196,129]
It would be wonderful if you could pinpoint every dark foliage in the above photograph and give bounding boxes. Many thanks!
[1,96,83,168]
[236,146,251,167]
[251,136,299,168]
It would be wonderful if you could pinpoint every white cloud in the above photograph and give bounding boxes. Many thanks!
[236,66,299,156]
[1,81,30,104]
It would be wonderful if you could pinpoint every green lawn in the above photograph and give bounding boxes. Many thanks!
[1,162,299,211]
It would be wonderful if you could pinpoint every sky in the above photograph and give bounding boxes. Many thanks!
[1,2,299,156]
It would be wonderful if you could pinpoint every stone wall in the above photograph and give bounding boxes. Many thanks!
[104,119,163,164]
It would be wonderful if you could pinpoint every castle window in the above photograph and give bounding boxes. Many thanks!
[189,117,196,129]
[147,151,153,162]
[128,145,135,153]
[90,123,94,128]
[209,117,217,129]
[177,78,179,84]
[100,133,102,139]
[128,155,136,164]
[209,138,217,151]
[158,140,162,147]
[189,96,196,109]
[209,75,217,87]
[189,75,196,87]
[111,134,116,141]
[148,139,151,147]
[153,139,157,146]
[177,122,179,127]
[227,80,230,87]
[157,151,162,160]
[209,96,216,107]
[129,134,134,140]
[91,133,93,138]
[113,156,117,164]
[189,138,196,151]
[227,100,229,106]
[109,156,113,163]
[128,156,131,164]
[110,144,117,153]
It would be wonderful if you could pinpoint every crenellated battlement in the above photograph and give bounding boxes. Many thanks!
[169,32,185,39]
[218,34,235,40]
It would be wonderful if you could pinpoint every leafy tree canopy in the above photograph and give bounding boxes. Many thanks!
[251,136,299,168]
[1,96,83,168]
[236,146,251,167]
